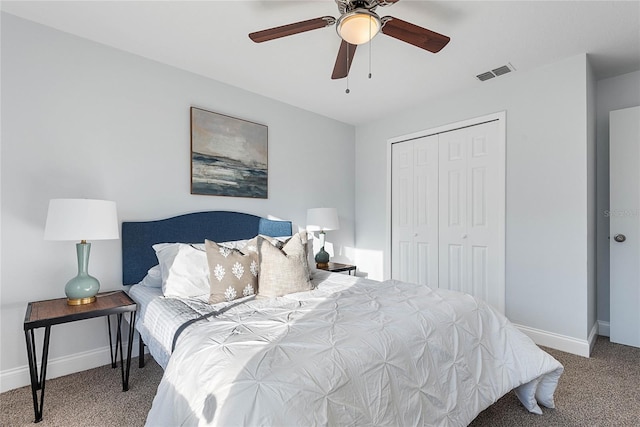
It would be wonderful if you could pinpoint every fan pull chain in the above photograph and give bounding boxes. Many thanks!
[346,43,350,94]
[368,21,372,79]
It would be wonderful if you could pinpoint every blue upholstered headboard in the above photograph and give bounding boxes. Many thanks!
[122,211,292,285]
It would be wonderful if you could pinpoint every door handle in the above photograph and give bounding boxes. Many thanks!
[614,234,626,243]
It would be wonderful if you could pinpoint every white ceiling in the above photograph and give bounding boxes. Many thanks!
[3,1,640,125]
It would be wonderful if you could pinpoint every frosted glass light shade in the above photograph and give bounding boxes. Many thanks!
[44,199,119,241]
[337,10,381,45]
[307,208,340,232]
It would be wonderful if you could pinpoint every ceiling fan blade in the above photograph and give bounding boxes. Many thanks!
[331,40,357,80]
[377,0,401,5]
[249,16,335,43]
[381,16,450,53]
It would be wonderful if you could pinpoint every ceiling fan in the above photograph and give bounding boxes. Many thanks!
[249,0,451,80]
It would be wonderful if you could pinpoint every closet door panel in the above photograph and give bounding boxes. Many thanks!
[466,121,502,311]
[439,128,468,292]
[447,244,464,292]
[414,136,439,286]
[471,167,487,227]
[397,241,412,283]
[438,121,501,309]
[416,242,432,287]
[391,136,438,285]
[392,142,415,282]
[472,245,489,302]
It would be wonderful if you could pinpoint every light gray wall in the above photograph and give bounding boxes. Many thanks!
[595,70,640,324]
[0,13,355,389]
[354,54,594,341]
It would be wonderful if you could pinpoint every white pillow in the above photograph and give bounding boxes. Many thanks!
[152,243,210,298]
[139,265,162,288]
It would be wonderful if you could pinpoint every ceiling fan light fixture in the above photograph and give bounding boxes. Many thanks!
[337,9,381,45]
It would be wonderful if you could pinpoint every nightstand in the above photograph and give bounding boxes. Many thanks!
[317,262,356,275]
[23,290,136,423]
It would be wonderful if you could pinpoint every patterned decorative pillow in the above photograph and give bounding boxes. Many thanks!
[257,232,312,298]
[205,239,259,304]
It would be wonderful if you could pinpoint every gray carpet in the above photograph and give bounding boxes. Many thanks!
[0,358,162,427]
[1,336,638,426]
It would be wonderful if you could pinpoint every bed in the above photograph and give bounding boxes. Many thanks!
[123,211,563,426]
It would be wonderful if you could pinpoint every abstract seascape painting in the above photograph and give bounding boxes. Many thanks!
[191,107,268,198]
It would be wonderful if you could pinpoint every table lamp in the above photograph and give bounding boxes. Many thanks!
[306,208,339,268]
[44,199,119,305]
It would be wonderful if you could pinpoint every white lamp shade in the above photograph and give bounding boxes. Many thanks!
[44,199,119,241]
[307,208,340,232]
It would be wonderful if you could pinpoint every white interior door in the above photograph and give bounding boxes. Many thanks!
[438,121,504,313]
[610,106,640,348]
[391,135,439,285]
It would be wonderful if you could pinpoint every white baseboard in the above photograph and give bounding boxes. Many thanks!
[598,320,610,337]
[0,340,141,393]
[514,322,599,358]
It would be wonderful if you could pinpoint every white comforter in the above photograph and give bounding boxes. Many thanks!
[146,272,563,426]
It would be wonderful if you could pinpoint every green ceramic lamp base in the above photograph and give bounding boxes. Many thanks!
[65,242,100,306]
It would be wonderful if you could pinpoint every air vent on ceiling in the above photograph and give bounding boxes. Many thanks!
[476,71,495,82]
[476,63,515,82]
[492,65,512,76]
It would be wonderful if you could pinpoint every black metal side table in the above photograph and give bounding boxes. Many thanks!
[23,290,137,423]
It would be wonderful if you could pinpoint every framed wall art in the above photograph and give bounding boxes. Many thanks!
[190,107,268,198]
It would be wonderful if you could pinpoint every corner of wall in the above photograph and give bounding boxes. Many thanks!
[597,320,610,337]
[586,53,598,336]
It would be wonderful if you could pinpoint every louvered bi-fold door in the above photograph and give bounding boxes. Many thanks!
[391,120,504,313]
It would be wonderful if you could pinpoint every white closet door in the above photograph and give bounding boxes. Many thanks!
[438,127,468,292]
[391,135,439,285]
[414,136,439,286]
[438,121,504,313]
[391,117,504,314]
[392,141,415,283]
